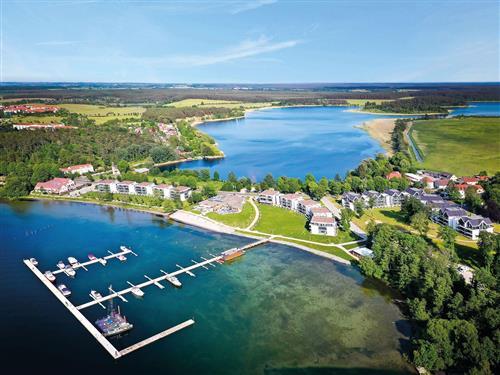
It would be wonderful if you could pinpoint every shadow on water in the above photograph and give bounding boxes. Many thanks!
[265,367,411,375]
[2,199,35,215]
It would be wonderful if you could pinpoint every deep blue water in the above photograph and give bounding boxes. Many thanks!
[173,102,499,180]
[1,200,413,374]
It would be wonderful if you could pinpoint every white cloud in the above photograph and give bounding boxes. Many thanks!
[230,0,277,14]
[167,35,300,66]
[36,40,81,46]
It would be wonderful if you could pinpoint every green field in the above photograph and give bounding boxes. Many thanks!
[411,117,500,176]
[58,104,146,124]
[346,99,393,106]
[11,115,63,124]
[166,98,273,109]
[206,201,255,228]
[254,203,356,244]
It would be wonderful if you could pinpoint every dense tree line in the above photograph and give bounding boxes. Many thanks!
[142,106,244,123]
[365,96,466,114]
[0,125,177,198]
[360,225,499,373]
[391,118,410,153]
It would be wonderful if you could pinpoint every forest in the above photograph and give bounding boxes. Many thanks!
[142,106,244,123]
[359,225,499,374]
[364,96,466,114]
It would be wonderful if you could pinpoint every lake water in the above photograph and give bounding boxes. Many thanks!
[1,200,413,374]
[173,102,499,180]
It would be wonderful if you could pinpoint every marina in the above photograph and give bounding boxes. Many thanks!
[23,238,269,358]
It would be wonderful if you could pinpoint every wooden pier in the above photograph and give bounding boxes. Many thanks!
[24,238,270,359]
[51,247,136,275]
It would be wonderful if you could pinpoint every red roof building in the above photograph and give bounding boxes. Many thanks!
[34,178,75,195]
[60,164,94,175]
[386,171,402,180]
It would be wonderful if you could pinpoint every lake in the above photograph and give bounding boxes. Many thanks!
[173,102,499,180]
[0,200,413,374]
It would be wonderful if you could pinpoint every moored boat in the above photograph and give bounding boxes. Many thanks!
[95,305,133,337]
[120,245,130,252]
[221,248,245,262]
[44,270,56,282]
[64,265,76,277]
[90,290,103,299]
[166,275,182,287]
[117,254,127,262]
[57,261,65,270]
[131,287,144,298]
[67,257,79,266]
[29,258,38,266]
[88,253,97,261]
[98,258,107,266]
[57,284,71,296]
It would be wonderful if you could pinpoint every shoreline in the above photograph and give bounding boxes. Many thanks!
[357,118,397,156]
[17,196,352,265]
[346,108,445,116]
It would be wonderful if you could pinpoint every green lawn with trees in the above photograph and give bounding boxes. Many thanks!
[254,203,356,244]
[206,201,255,228]
[411,117,500,176]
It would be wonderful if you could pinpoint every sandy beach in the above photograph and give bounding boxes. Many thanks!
[358,118,396,155]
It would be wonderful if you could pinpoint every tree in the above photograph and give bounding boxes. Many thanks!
[149,145,176,163]
[212,171,220,181]
[340,208,352,230]
[477,232,498,269]
[201,184,217,198]
[411,211,430,236]
[228,172,237,183]
[401,196,428,223]
[464,186,482,213]
[438,225,457,254]
[328,179,342,195]
[446,183,461,201]
[0,176,31,198]
[261,173,276,190]
[354,199,365,217]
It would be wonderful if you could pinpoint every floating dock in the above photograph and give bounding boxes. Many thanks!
[24,238,269,359]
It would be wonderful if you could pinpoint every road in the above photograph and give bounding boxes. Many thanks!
[246,198,260,230]
[321,196,367,240]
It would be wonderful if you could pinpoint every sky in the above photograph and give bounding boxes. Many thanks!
[1,0,499,83]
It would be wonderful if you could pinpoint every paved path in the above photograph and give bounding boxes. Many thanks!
[404,122,423,162]
[246,198,260,230]
[321,196,367,239]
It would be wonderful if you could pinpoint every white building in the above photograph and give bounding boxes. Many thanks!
[279,194,303,211]
[258,189,281,205]
[34,178,76,195]
[171,186,192,201]
[60,164,94,175]
[308,206,333,219]
[135,182,155,196]
[309,215,337,236]
[116,181,136,194]
[297,199,322,216]
[94,180,117,193]
[153,184,173,199]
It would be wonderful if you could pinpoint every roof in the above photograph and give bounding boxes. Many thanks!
[435,178,449,186]
[441,207,467,217]
[117,180,136,185]
[310,215,335,224]
[351,247,374,258]
[60,164,93,172]
[35,178,73,191]
[299,199,321,207]
[154,184,172,189]
[456,184,483,191]
[386,171,402,179]
[423,176,435,182]
[343,192,361,201]
[138,181,154,187]
[96,179,115,184]
[405,187,423,196]
[310,207,331,214]
[385,189,402,196]
[459,215,492,226]
[175,186,191,192]
[461,177,479,183]
[260,189,280,196]
[281,193,302,200]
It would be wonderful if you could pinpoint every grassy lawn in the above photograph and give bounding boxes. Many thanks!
[166,99,273,109]
[206,201,255,228]
[254,203,356,244]
[58,104,146,124]
[412,117,500,176]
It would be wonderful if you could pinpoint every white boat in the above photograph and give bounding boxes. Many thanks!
[57,261,65,270]
[131,287,144,298]
[88,253,97,261]
[44,271,56,282]
[120,245,130,252]
[29,258,39,266]
[166,275,182,287]
[67,257,79,266]
[64,265,76,277]
[117,254,127,262]
[98,258,107,266]
[90,290,103,299]
[57,284,71,296]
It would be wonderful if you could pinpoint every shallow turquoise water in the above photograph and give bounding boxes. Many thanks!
[1,200,413,374]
